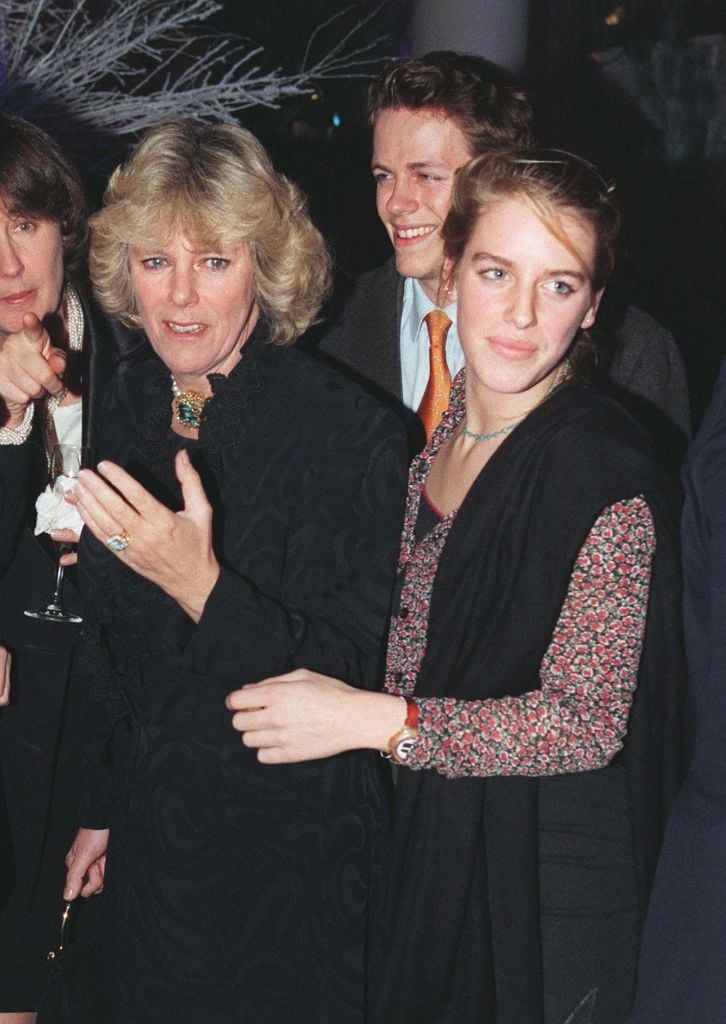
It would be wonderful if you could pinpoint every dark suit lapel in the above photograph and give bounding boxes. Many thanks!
[380,258,404,401]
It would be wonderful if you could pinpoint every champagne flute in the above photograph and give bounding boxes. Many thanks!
[25,443,92,624]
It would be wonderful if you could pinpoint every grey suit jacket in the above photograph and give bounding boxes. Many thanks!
[319,257,691,458]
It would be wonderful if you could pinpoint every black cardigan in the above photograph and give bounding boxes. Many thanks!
[76,321,408,1022]
[371,381,687,1024]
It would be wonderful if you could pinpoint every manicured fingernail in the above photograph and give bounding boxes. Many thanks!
[63,886,75,900]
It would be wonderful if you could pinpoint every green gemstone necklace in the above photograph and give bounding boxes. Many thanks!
[170,376,207,430]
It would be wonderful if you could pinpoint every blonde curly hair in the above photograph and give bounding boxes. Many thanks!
[90,119,331,345]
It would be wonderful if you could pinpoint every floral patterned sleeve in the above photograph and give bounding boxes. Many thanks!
[405,496,656,779]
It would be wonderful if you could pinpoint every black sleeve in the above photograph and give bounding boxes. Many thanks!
[0,441,41,573]
[608,305,691,437]
[75,622,131,829]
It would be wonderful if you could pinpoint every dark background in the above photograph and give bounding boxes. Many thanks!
[15,0,726,423]
[213,0,725,422]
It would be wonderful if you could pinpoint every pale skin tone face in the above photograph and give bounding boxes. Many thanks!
[0,200,69,429]
[451,196,602,430]
[372,107,472,303]
[423,196,602,516]
[0,200,64,342]
[129,233,260,397]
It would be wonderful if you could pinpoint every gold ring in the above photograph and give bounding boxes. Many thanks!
[105,529,131,552]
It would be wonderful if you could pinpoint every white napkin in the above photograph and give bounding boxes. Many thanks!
[34,475,85,536]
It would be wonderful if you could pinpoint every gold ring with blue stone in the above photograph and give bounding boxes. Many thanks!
[106,529,131,552]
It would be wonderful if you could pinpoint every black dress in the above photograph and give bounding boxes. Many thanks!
[369,380,686,1024]
[78,322,407,1023]
[0,293,142,1012]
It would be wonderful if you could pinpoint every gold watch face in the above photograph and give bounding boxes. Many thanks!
[391,726,419,763]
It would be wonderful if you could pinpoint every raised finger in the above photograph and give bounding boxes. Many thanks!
[48,351,68,382]
[75,473,135,532]
[13,330,64,394]
[74,468,148,540]
[29,356,64,396]
[1,359,55,404]
[73,482,134,552]
[96,461,168,519]
[76,468,139,520]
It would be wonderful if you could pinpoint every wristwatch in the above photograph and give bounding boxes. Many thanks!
[387,697,420,764]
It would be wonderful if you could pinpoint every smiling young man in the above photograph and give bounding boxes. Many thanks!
[318,50,690,452]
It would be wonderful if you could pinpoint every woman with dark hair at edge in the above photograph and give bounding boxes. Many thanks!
[229,149,687,1024]
[0,115,143,1024]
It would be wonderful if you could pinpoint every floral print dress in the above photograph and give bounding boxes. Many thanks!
[384,371,655,779]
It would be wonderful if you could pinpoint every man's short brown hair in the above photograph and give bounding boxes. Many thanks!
[368,50,533,156]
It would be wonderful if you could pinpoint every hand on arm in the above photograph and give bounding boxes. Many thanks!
[405,497,656,778]
[0,313,66,427]
[226,669,406,763]
[69,449,220,621]
[64,827,110,899]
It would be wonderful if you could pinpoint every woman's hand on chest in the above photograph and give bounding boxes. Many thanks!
[70,447,220,621]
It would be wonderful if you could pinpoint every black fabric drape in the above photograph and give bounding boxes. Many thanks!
[371,381,686,1024]
[77,321,408,1023]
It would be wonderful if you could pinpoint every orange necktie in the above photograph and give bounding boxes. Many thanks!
[417,309,452,443]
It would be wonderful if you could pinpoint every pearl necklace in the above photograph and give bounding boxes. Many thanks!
[43,284,85,467]
[45,284,84,416]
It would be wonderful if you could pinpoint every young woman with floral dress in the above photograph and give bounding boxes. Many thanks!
[229,149,686,1024]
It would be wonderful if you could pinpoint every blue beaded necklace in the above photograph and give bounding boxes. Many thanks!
[460,359,571,443]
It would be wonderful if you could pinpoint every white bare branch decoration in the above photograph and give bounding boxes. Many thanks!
[0,0,383,138]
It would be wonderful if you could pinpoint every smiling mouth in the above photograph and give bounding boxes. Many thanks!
[167,322,205,334]
[394,226,437,240]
